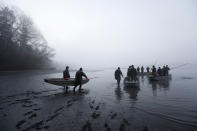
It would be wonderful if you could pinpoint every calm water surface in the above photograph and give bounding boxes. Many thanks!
[0,67,197,131]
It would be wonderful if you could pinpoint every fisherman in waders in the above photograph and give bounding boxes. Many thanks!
[127,66,132,80]
[166,65,170,75]
[146,66,150,73]
[141,66,144,74]
[152,65,157,77]
[74,68,88,93]
[63,66,70,91]
[115,67,123,85]
[157,67,162,76]
[137,66,140,73]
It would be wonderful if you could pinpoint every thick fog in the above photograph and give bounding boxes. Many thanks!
[3,0,197,68]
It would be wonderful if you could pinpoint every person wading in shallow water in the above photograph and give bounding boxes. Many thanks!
[114,67,123,86]
[63,66,70,91]
[63,66,70,80]
[74,68,88,92]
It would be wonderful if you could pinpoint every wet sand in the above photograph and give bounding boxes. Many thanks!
[0,69,197,131]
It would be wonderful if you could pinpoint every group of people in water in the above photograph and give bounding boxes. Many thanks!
[62,65,170,91]
[114,65,170,85]
[63,66,88,92]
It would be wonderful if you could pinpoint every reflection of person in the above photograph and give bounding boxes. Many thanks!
[115,86,123,100]
[63,66,70,80]
[114,67,123,85]
[74,68,88,92]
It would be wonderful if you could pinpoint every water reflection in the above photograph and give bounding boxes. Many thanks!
[123,86,140,100]
[149,79,170,96]
[114,85,123,100]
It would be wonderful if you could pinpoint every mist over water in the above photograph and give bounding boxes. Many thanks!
[1,0,197,130]
[3,0,197,68]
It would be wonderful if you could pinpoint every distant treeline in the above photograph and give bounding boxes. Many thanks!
[0,5,55,70]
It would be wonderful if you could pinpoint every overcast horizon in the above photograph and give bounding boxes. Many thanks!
[2,0,197,68]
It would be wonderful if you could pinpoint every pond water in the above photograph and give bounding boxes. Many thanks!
[0,67,197,131]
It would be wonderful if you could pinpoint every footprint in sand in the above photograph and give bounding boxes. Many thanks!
[28,113,37,119]
[16,120,26,129]
[24,111,33,116]
[104,123,111,131]
[110,113,117,119]
[81,121,92,131]
[46,113,60,122]
[91,112,100,119]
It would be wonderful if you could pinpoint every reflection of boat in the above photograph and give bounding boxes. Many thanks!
[149,74,172,81]
[124,77,140,87]
[44,78,89,86]
[124,86,140,99]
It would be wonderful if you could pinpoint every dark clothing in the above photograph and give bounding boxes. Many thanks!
[115,69,123,80]
[141,67,144,73]
[75,70,87,86]
[127,68,131,80]
[137,67,140,72]
[166,66,170,75]
[115,69,123,85]
[157,68,162,76]
[63,69,70,79]
[152,67,157,76]
[146,67,150,73]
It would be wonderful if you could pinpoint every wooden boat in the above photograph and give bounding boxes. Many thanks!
[44,78,89,86]
[124,77,140,87]
[149,74,172,81]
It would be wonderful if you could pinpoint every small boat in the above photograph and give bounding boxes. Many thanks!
[124,77,140,87]
[149,74,172,81]
[44,78,89,86]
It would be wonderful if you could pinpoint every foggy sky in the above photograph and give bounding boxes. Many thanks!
[3,0,197,68]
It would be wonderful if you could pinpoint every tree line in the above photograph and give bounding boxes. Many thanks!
[0,5,55,70]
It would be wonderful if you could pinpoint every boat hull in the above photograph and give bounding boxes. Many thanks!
[149,74,172,81]
[44,78,89,86]
[124,77,140,87]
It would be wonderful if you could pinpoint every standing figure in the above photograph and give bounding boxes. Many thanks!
[166,65,170,75]
[141,66,144,74]
[162,66,166,76]
[137,66,140,73]
[134,67,138,81]
[63,66,70,80]
[157,67,162,76]
[146,66,150,73]
[152,65,157,77]
[74,68,88,92]
[127,66,132,80]
[114,67,123,85]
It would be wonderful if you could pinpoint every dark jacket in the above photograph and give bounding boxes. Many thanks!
[115,69,123,80]
[75,70,87,84]
[63,69,70,79]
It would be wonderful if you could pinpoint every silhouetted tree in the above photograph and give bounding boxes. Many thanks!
[0,5,54,70]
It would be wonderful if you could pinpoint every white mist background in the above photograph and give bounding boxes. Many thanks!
[3,0,197,68]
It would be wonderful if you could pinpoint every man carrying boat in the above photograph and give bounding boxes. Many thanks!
[63,66,70,80]
[115,67,123,85]
[74,68,88,92]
